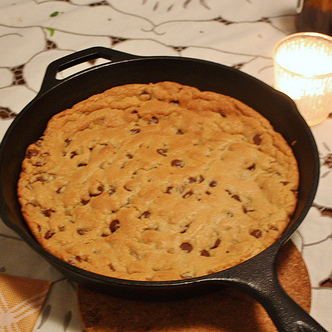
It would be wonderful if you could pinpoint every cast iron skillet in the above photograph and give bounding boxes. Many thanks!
[0,47,325,331]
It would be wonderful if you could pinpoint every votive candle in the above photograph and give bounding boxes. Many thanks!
[274,32,332,126]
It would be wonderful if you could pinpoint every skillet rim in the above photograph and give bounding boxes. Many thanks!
[0,50,320,291]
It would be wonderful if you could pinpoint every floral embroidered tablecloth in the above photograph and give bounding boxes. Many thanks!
[0,1,331,331]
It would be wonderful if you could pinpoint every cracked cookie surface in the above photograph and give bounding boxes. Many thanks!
[18,81,299,281]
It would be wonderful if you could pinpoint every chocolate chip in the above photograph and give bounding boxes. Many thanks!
[77,228,90,235]
[198,175,204,183]
[81,199,90,205]
[56,187,65,194]
[211,238,221,249]
[180,242,193,253]
[281,181,290,186]
[126,153,134,159]
[188,175,204,183]
[157,149,167,156]
[253,134,262,145]
[200,250,210,257]
[78,163,87,167]
[171,159,184,168]
[140,211,151,219]
[90,185,104,196]
[232,194,241,202]
[182,190,193,198]
[180,224,190,234]
[243,206,254,213]
[108,186,116,196]
[43,209,55,217]
[75,255,88,262]
[149,116,159,124]
[165,186,173,194]
[26,149,39,158]
[70,151,78,158]
[250,229,262,238]
[176,129,183,135]
[209,180,217,187]
[109,264,116,271]
[44,230,55,239]
[64,139,71,147]
[247,164,256,171]
[123,185,132,192]
[130,128,140,134]
[110,220,120,233]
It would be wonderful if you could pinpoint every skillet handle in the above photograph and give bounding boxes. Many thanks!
[217,243,328,332]
[39,47,140,95]
[253,277,327,332]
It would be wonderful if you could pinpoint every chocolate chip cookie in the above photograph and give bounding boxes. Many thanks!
[18,82,299,281]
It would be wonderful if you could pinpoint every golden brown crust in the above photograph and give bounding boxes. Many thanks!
[18,82,299,281]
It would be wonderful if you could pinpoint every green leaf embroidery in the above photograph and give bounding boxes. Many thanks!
[50,11,59,17]
[46,28,55,36]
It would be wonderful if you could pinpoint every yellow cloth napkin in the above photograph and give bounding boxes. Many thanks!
[0,273,51,331]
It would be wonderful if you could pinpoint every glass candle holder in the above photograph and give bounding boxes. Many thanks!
[274,32,332,126]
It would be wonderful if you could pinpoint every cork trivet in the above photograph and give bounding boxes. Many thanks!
[77,241,311,331]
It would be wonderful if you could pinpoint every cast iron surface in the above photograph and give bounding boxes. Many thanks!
[0,48,324,331]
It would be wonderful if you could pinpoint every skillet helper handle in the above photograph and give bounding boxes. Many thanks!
[39,47,140,95]
[219,245,328,332]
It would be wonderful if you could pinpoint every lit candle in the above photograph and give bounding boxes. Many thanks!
[274,32,332,126]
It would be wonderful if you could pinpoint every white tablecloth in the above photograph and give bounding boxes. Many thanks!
[0,1,331,331]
